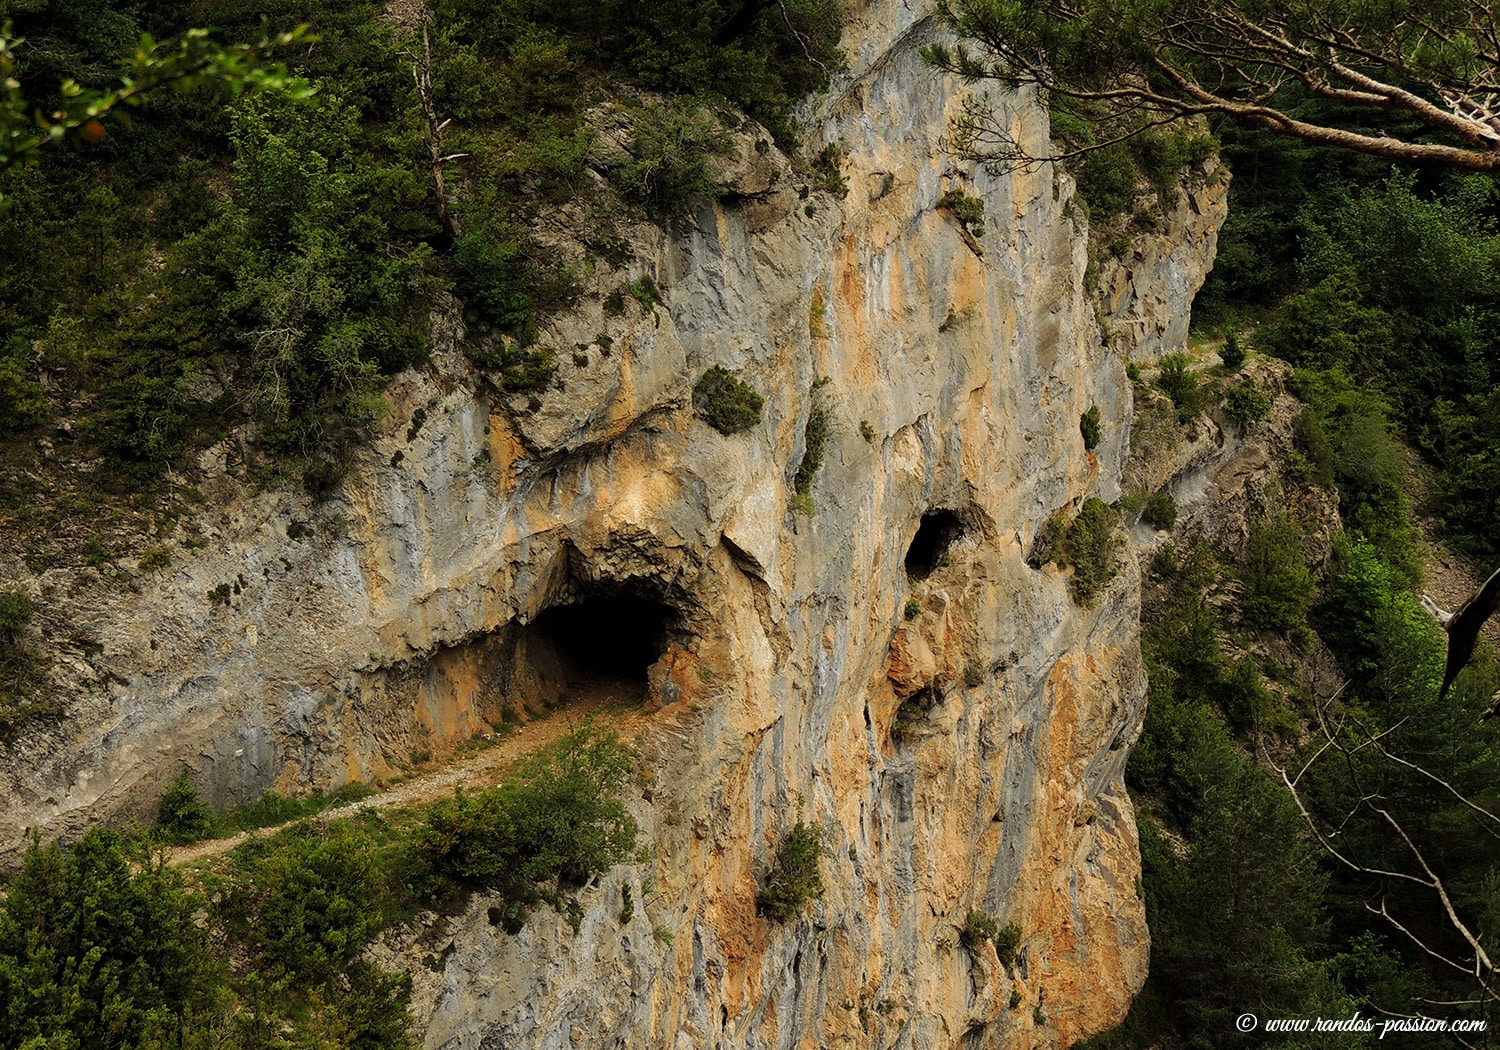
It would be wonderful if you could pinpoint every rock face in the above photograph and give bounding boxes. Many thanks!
[0,2,1227,1047]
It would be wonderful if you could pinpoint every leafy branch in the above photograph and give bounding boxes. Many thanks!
[0,20,316,200]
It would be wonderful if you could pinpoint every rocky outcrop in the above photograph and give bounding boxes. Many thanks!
[0,2,1229,1047]
[1094,164,1229,366]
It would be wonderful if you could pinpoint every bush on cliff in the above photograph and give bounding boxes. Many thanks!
[417,724,637,930]
[757,819,823,922]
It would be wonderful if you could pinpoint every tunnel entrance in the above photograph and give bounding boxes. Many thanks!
[506,589,677,709]
[530,594,671,680]
[905,509,965,579]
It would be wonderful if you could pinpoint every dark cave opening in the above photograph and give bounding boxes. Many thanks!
[526,591,674,685]
[905,509,965,579]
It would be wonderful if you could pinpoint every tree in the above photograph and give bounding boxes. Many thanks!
[922,0,1500,172]
[0,19,314,206]
[0,828,226,1049]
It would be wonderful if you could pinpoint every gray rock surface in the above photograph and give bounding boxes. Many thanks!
[0,2,1229,1047]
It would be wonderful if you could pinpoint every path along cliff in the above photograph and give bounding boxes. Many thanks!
[0,1,1229,1046]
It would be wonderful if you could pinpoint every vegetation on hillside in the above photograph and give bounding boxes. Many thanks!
[0,0,842,506]
[0,725,636,1047]
[1085,118,1500,1042]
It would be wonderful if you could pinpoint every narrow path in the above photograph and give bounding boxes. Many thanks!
[167,685,652,867]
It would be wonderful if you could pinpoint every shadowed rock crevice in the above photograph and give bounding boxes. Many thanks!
[905,509,966,579]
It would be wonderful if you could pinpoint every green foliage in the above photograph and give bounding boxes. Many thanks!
[756,819,823,922]
[418,724,637,928]
[792,391,832,498]
[0,22,315,205]
[1156,354,1207,421]
[214,782,378,837]
[1245,170,1500,557]
[1239,510,1314,631]
[938,187,986,237]
[469,341,558,391]
[454,226,576,340]
[1222,380,1271,428]
[154,768,214,845]
[220,816,415,1046]
[0,828,225,1050]
[0,587,29,639]
[1287,368,1419,576]
[1079,403,1102,450]
[0,352,44,433]
[1141,489,1176,531]
[903,597,921,621]
[693,365,763,434]
[222,820,387,984]
[0,0,843,517]
[1074,141,1136,221]
[1218,330,1245,371]
[810,143,848,198]
[615,100,730,213]
[1047,497,1122,606]
[0,587,49,741]
[958,908,999,950]
[993,922,1022,968]
[434,0,843,145]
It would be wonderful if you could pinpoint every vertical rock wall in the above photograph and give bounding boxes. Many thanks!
[0,1,1227,1046]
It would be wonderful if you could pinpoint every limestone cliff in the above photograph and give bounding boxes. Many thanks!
[0,1,1228,1046]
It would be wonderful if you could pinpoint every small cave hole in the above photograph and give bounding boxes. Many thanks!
[509,589,677,708]
[892,684,943,747]
[905,509,965,579]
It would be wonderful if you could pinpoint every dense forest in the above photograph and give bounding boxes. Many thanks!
[1081,110,1500,1048]
[2,0,1500,1048]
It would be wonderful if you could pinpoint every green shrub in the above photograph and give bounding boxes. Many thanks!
[693,366,763,434]
[1290,408,1335,487]
[0,828,223,1048]
[1067,498,1122,604]
[83,535,110,566]
[470,342,557,391]
[1080,404,1102,450]
[1157,354,1207,421]
[959,908,1000,950]
[0,355,45,433]
[417,725,636,928]
[0,588,51,741]
[1142,489,1177,530]
[757,820,823,922]
[793,394,833,497]
[138,545,173,572]
[993,922,1023,968]
[1223,381,1271,428]
[811,143,849,199]
[1218,331,1245,371]
[154,768,215,845]
[216,782,378,836]
[1075,142,1137,221]
[222,820,394,990]
[938,188,986,238]
[629,275,662,311]
[0,589,31,641]
[1041,497,1123,605]
[904,598,922,621]
[615,101,730,213]
[1239,511,1314,631]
